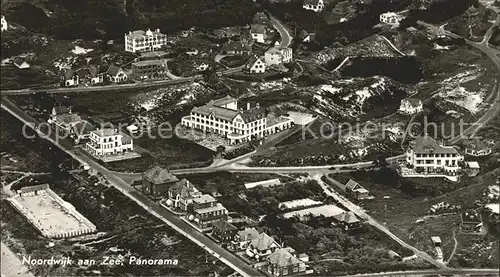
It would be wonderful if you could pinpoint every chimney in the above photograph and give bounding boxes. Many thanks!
[247,102,251,110]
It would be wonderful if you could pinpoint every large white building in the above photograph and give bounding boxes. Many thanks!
[181,96,293,145]
[380,12,401,24]
[125,28,167,53]
[398,135,464,182]
[264,47,293,65]
[398,98,423,115]
[1,15,7,32]
[303,0,324,12]
[86,128,134,157]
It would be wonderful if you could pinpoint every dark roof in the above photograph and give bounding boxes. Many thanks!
[143,166,178,185]
[212,220,237,232]
[13,57,28,66]
[239,107,266,123]
[53,106,71,115]
[246,55,264,69]
[334,211,360,224]
[192,103,238,122]
[250,233,277,251]
[53,113,82,124]
[345,179,362,190]
[168,179,196,197]
[250,24,267,35]
[62,68,76,79]
[77,68,91,79]
[411,135,459,154]
[304,0,322,5]
[72,120,95,134]
[106,65,123,76]
[463,138,493,151]
[268,248,302,267]
[237,228,260,241]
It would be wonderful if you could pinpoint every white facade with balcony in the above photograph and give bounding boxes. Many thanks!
[1,15,7,32]
[181,96,293,145]
[85,129,133,157]
[125,29,167,53]
[399,135,464,182]
[265,47,293,66]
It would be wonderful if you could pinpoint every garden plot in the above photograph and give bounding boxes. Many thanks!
[435,86,486,115]
[283,204,344,219]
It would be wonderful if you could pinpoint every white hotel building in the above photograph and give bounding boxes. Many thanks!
[86,129,134,157]
[125,28,167,53]
[181,96,293,145]
[398,135,464,182]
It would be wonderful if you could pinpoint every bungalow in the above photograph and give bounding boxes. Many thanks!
[463,139,494,156]
[13,58,30,69]
[211,220,238,244]
[167,179,202,211]
[303,0,324,12]
[398,98,423,115]
[245,232,280,261]
[246,55,266,74]
[231,227,260,250]
[106,65,128,83]
[333,211,362,231]
[141,166,180,198]
[61,68,79,87]
[250,24,268,43]
[345,179,369,200]
[267,248,307,276]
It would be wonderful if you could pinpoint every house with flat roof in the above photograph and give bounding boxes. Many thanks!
[398,135,464,182]
[132,59,167,80]
[85,128,133,157]
[192,194,229,228]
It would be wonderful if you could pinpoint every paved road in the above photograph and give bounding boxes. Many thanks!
[268,14,292,48]
[339,268,499,277]
[315,175,448,270]
[0,98,263,277]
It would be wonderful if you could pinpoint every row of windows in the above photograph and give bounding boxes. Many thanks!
[415,153,458,158]
[196,209,226,218]
[415,160,457,166]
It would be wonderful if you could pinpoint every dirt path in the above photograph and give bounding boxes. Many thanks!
[445,228,459,264]
[1,241,35,277]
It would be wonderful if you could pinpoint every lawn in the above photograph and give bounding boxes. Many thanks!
[106,135,215,172]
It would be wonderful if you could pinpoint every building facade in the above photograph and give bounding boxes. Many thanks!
[125,29,167,53]
[247,55,267,74]
[1,15,7,32]
[106,65,127,83]
[303,0,324,12]
[267,248,307,276]
[398,98,423,115]
[141,166,179,198]
[399,135,464,182]
[264,47,293,65]
[192,194,229,228]
[132,60,167,80]
[168,179,202,211]
[86,129,134,157]
[246,232,280,261]
[380,12,400,24]
[250,24,267,43]
[463,139,494,156]
[232,228,260,250]
[211,220,238,244]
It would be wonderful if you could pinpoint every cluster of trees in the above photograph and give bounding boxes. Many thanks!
[4,0,258,40]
